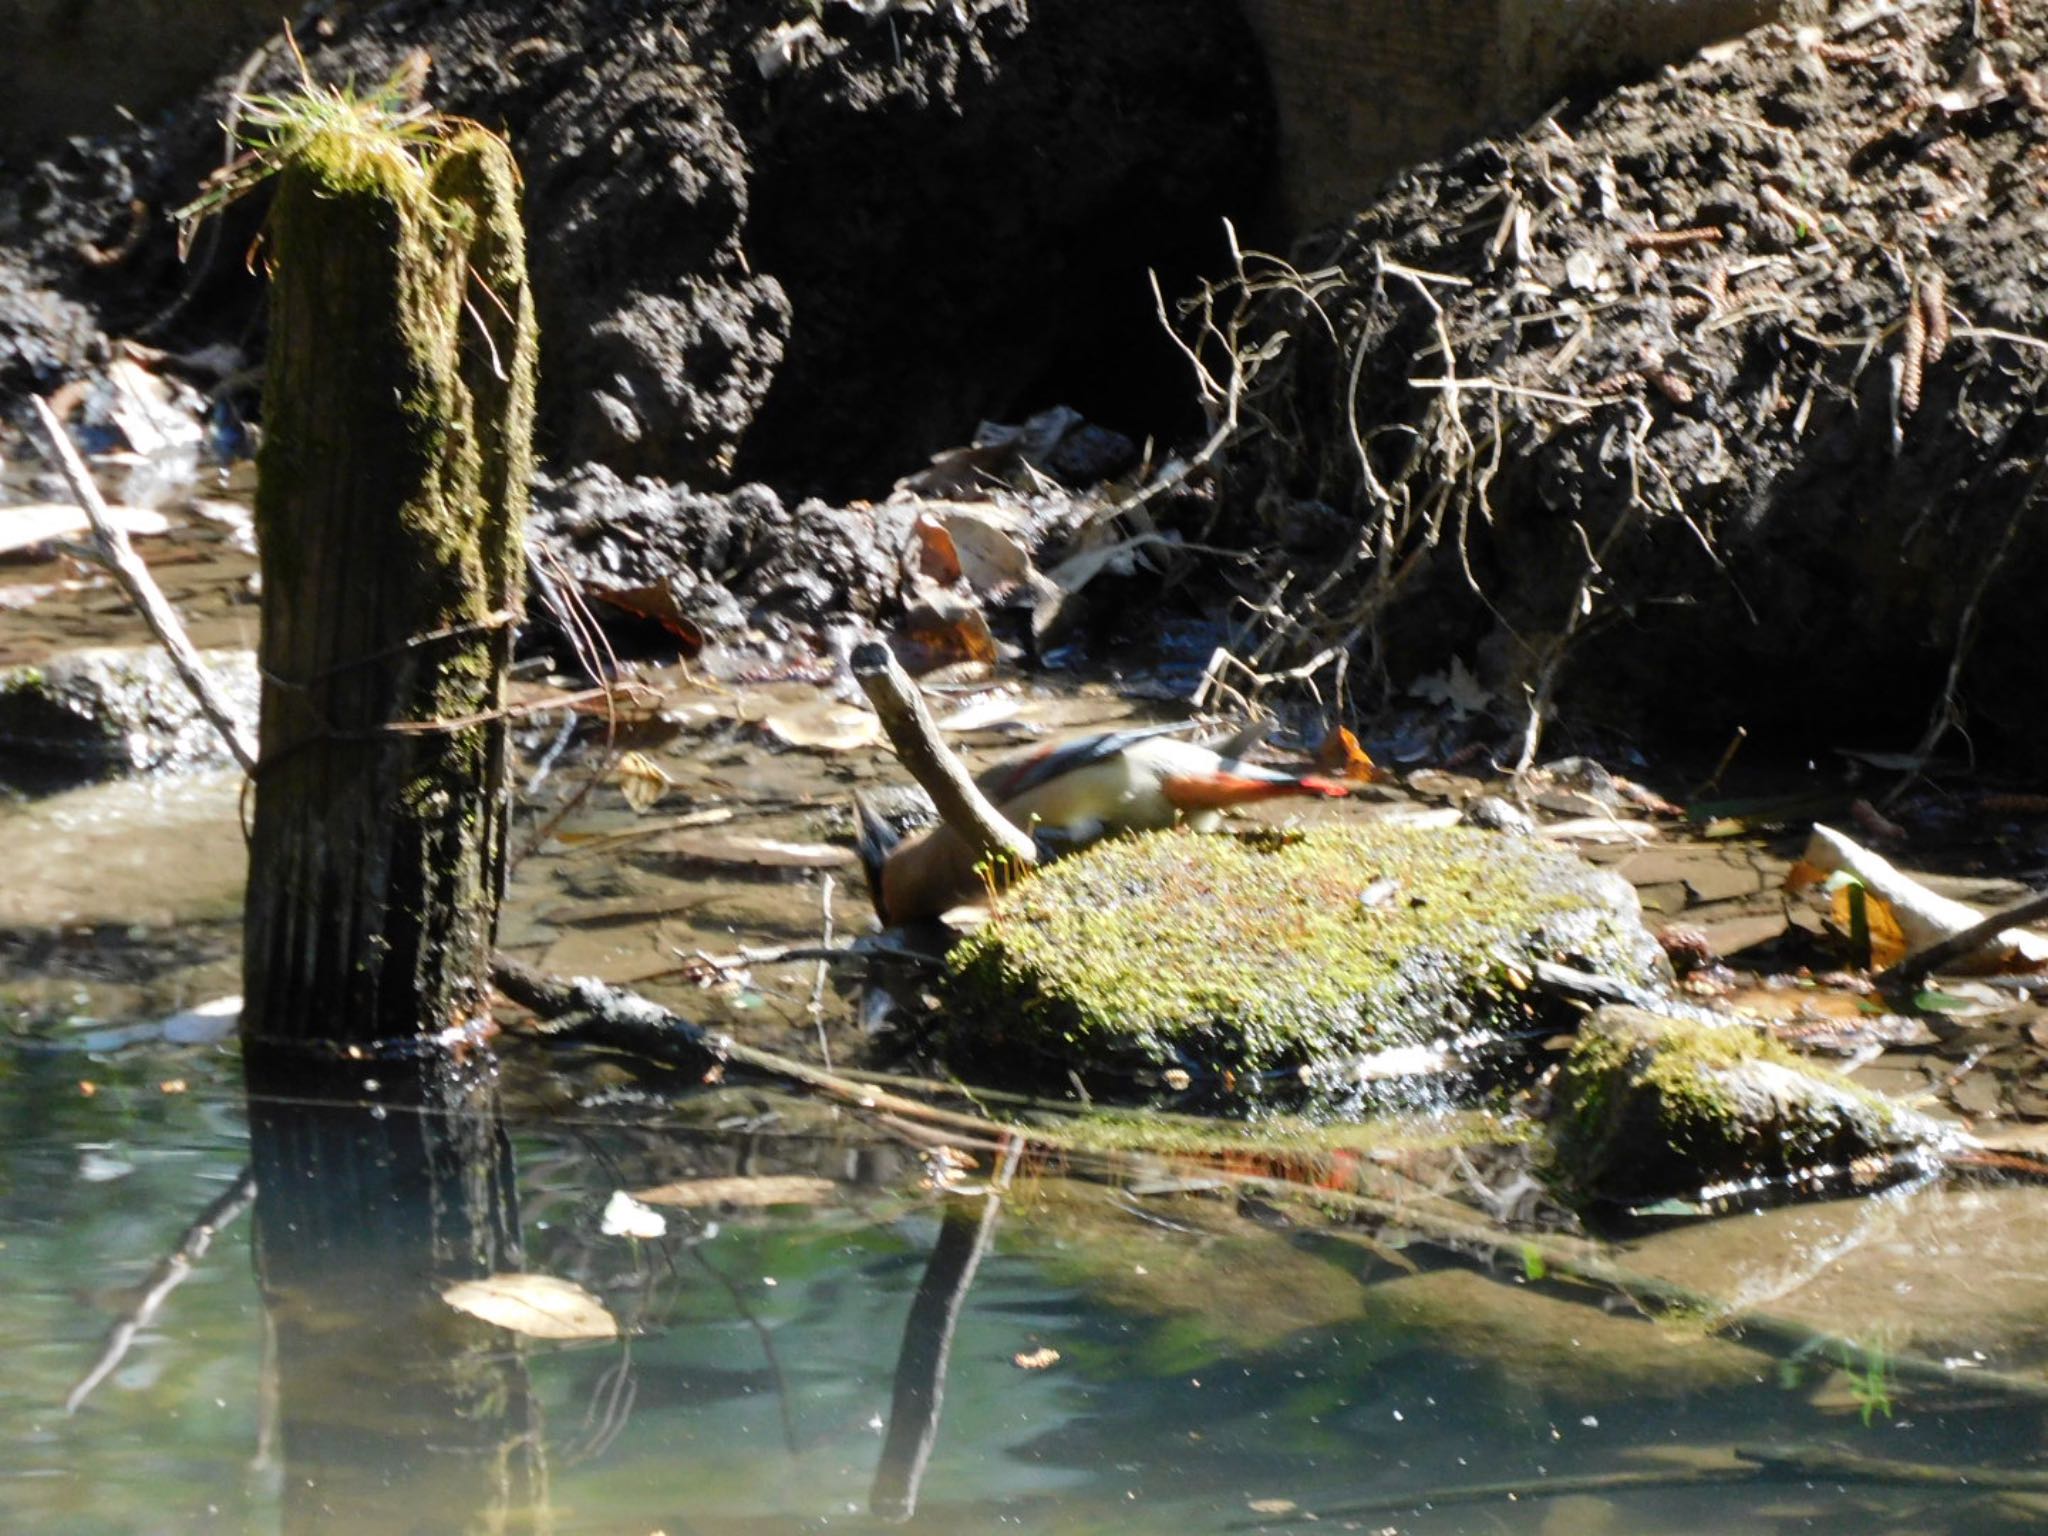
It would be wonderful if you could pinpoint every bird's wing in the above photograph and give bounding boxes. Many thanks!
[977,722,1192,804]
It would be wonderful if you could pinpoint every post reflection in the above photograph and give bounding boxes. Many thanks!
[243,1052,548,1535]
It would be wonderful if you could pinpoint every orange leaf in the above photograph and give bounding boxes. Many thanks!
[913,516,963,586]
[1830,884,1909,969]
[1313,725,1383,783]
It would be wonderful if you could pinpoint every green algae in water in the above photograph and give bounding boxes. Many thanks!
[945,823,1666,1083]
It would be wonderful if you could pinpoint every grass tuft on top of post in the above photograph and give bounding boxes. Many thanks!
[174,29,465,250]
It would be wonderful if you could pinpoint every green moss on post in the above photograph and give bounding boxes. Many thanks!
[242,115,537,1064]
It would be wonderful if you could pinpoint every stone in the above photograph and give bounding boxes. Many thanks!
[0,646,256,788]
[943,823,1668,1098]
[1547,1006,1956,1207]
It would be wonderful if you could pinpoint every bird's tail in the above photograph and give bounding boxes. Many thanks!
[1161,767,1351,812]
[852,790,901,919]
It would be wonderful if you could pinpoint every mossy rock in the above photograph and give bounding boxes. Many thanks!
[1546,1006,1957,1207]
[942,824,1666,1095]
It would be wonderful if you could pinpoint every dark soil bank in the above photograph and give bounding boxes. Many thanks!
[3,0,1272,498]
[1220,0,2048,760]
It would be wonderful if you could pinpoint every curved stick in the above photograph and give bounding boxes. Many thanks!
[849,642,1036,871]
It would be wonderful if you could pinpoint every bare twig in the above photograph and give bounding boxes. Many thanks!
[66,1168,257,1414]
[30,395,258,773]
[849,642,1036,872]
[811,872,836,1070]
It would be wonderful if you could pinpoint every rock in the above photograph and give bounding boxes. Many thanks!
[1546,1006,1957,1207]
[942,823,1667,1098]
[0,646,257,788]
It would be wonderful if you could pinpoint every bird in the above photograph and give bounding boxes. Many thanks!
[855,724,1364,925]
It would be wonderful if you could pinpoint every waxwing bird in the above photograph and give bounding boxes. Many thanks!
[856,725,1361,925]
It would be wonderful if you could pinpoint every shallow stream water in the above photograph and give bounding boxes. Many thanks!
[8,473,2048,1533]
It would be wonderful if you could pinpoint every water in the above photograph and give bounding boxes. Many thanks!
[9,482,2048,1532]
[8,1031,2048,1535]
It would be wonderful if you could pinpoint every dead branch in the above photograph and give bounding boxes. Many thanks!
[849,642,1037,872]
[1875,885,2048,991]
[66,1168,257,1414]
[30,395,258,772]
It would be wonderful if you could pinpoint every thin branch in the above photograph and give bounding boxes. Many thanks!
[30,395,258,773]
[66,1168,257,1414]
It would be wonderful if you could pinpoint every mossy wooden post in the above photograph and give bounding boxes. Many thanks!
[242,119,536,1072]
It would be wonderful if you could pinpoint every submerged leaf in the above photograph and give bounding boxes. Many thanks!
[633,1174,841,1208]
[613,751,672,813]
[441,1273,618,1340]
[758,697,883,752]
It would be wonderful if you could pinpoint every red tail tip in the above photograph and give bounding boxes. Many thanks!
[1295,775,1352,798]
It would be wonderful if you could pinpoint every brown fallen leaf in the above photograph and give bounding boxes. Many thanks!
[633,1175,841,1208]
[614,750,672,813]
[935,505,1038,598]
[913,514,964,586]
[899,595,999,672]
[758,698,883,752]
[442,1273,618,1340]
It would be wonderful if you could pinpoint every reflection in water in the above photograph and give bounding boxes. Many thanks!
[871,1140,1019,1521]
[244,1055,546,1534]
[16,1043,2048,1533]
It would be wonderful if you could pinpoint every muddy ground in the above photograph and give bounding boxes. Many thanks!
[1220,0,2048,761]
[4,0,2048,767]
[1,0,1270,498]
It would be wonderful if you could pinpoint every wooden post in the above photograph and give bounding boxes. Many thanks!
[241,119,537,1069]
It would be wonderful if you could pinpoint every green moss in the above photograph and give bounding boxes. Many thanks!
[1548,1008,1947,1205]
[1023,1103,1526,1160]
[944,824,1663,1082]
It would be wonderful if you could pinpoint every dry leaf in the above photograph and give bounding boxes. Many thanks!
[936,506,1036,597]
[1830,882,1910,969]
[899,597,998,672]
[614,751,672,813]
[442,1273,618,1340]
[1043,529,1174,595]
[913,515,963,586]
[1409,656,1494,719]
[759,698,883,752]
[1012,1347,1061,1371]
[935,692,1023,733]
[652,832,854,869]
[1313,725,1383,783]
[633,1175,841,1208]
